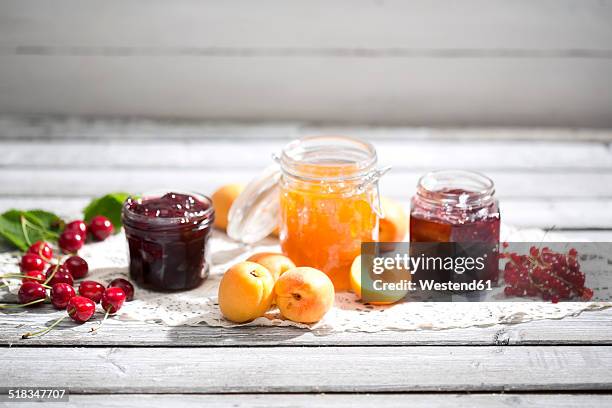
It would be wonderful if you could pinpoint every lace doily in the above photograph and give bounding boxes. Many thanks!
[1,225,609,333]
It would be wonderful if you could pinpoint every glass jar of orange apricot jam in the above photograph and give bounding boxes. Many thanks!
[278,136,386,290]
[227,136,387,291]
[410,170,501,283]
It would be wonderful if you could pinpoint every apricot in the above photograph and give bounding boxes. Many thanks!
[275,267,334,323]
[349,255,410,305]
[379,197,408,242]
[247,252,296,281]
[218,261,275,323]
[211,183,245,231]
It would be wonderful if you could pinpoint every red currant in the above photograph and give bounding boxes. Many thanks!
[502,245,592,302]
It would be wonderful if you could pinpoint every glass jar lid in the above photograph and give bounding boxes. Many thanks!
[227,165,281,244]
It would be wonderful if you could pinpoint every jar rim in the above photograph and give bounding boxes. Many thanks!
[122,190,215,228]
[280,135,377,182]
[416,170,496,208]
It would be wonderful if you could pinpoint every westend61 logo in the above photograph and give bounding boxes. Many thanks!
[359,242,611,303]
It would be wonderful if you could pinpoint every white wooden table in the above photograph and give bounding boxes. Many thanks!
[1,116,612,407]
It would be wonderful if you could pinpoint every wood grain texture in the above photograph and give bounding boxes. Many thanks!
[2,117,611,141]
[3,346,612,392]
[7,393,612,408]
[1,55,610,126]
[2,0,611,50]
[1,305,612,346]
[1,2,611,125]
[3,139,612,170]
[1,168,611,200]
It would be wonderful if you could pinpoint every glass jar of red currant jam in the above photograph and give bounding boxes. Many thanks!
[122,191,215,291]
[410,170,501,284]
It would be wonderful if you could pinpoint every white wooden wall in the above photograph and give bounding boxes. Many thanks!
[0,0,611,126]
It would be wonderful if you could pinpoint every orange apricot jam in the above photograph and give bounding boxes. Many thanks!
[278,137,382,291]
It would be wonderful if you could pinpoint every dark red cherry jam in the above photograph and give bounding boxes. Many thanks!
[410,171,501,285]
[122,192,215,291]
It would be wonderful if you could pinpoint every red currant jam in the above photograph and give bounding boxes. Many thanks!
[410,171,501,285]
[122,192,215,291]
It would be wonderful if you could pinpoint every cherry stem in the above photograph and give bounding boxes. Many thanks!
[92,308,113,333]
[43,262,61,285]
[0,298,46,309]
[21,315,67,339]
[20,216,33,247]
[34,247,53,263]
[0,276,51,290]
[0,273,45,281]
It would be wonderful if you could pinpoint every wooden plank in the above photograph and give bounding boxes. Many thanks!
[0,168,611,200]
[501,200,612,230]
[0,56,611,127]
[3,345,612,392]
[1,305,612,346]
[1,0,611,50]
[3,139,612,170]
[14,393,612,408]
[1,116,611,141]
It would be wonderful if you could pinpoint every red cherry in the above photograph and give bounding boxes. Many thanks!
[66,296,96,323]
[65,220,88,236]
[101,287,126,314]
[45,265,74,287]
[78,280,105,303]
[108,278,134,301]
[89,216,114,241]
[21,270,45,283]
[58,230,85,254]
[27,241,53,261]
[20,253,46,273]
[18,281,47,305]
[63,256,89,279]
[50,283,76,309]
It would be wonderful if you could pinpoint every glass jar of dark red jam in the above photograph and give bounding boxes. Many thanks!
[410,170,501,285]
[122,191,215,291]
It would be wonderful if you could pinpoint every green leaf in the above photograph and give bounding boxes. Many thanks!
[0,215,29,251]
[26,210,64,233]
[0,209,64,251]
[83,192,130,231]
